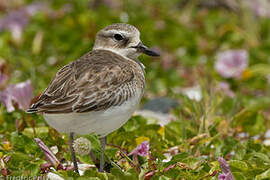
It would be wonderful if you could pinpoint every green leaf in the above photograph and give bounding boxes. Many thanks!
[110,167,137,180]
[25,163,40,176]
[249,64,270,76]
[22,127,49,137]
[165,152,190,166]
[234,145,246,160]
[77,178,100,180]
[81,169,108,180]
[8,152,32,169]
[246,97,270,112]
[252,152,270,163]
[233,111,266,136]
[232,172,246,180]
[255,169,270,180]
[229,160,248,171]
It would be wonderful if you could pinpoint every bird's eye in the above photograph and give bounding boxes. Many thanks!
[114,34,124,41]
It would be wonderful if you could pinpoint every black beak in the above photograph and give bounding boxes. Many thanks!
[131,42,160,57]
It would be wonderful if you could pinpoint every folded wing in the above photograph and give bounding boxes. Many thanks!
[27,50,139,114]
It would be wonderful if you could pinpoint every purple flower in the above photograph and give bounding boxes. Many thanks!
[0,10,29,32]
[215,50,248,78]
[218,82,235,98]
[0,80,34,112]
[0,2,49,31]
[0,2,50,43]
[24,2,50,17]
[129,141,149,157]
[246,0,270,18]
[0,10,28,44]
[34,138,61,169]
[218,157,234,180]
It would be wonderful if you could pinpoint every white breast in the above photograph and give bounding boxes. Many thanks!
[43,90,142,137]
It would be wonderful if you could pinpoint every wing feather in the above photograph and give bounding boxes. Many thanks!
[27,50,144,114]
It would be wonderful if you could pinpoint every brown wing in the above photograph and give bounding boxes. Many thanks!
[27,50,143,114]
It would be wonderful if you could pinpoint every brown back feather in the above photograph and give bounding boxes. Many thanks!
[28,49,145,114]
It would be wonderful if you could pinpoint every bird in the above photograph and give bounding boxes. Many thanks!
[27,23,160,173]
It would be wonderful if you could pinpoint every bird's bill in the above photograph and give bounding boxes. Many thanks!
[131,42,160,57]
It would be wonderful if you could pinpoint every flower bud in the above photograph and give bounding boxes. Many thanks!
[73,137,91,156]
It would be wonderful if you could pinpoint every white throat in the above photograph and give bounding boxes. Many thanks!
[93,47,145,71]
[93,47,125,57]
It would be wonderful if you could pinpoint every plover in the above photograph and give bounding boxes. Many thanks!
[27,23,159,173]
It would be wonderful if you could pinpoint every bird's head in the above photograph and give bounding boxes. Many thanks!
[93,23,159,59]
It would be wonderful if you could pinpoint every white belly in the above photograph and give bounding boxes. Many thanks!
[43,93,142,137]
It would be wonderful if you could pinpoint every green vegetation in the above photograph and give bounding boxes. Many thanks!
[0,0,270,179]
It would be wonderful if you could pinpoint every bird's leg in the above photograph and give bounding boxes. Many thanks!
[69,132,79,173]
[99,136,107,172]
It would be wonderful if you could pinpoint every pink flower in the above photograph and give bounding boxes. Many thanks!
[0,2,50,44]
[24,2,50,17]
[218,82,235,98]
[218,157,234,180]
[215,50,248,78]
[0,2,49,31]
[0,80,34,112]
[245,0,270,18]
[129,141,149,157]
[34,138,62,169]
